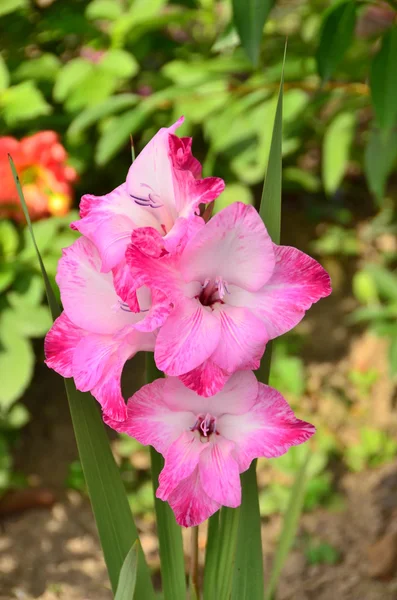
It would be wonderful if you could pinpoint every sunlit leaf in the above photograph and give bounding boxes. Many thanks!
[0,55,9,91]
[322,112,355,195]
[115,541,139,600]
[1,82,51,125]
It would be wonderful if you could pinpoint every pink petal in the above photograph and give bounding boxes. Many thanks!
[167,468,220,527]
[126,119,183,232]
[227,245,331,340]
[169,133,225,217]
[180,202,275,292]
[104,378,193,454]
[218,383,315,472]
[57,237,139,335]
[73,330,155,421]
[154,299,221,376]
[211,304,268,373]
[72,184,157,272]
[157,431,206,500]
[178,359,230,397]
[164,370,258,415]
[163,215,205,254]
[44,312,84,378]
[133,287,173,332]
[199,438,241,507]
[112,259,140,311]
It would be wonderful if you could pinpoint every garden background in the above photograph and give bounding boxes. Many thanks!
[1,0,397,598]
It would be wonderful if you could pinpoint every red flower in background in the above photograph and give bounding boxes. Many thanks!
[0,131,77,221]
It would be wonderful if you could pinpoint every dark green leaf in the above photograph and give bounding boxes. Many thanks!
[203,512,220,600]
[115,541,139,600]
[316,0,356,82]
[8,156,155,599]
[232,0,274,66]
[215,507,240,600]
[370,27,397,132]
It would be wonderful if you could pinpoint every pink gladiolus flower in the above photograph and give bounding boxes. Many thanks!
[71,117,224,275]
[105,371,315,527]
[44,237,155,421]
[126,202,331,397]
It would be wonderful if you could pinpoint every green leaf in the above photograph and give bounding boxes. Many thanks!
[264,451,310,600]
[0,332,34,411]
[203,513,220,600]
[0,0,27,16]
[8,156,155,599]
[115,541,139,600]
[215,508,240,600]
[322,112,355,195]
[0,220,18,259]
[0,54,9,91]
[96,107,150,165]
[54,58,92,103]
[1,403,30,429]
[1,305,52,338]
[0,264,15,293]
[20,218,60,261]
[316,0,356,82]
[365,127,397,203]
[68,94,139,139]
[232,0,274,66]
[231,463,264,600]
[232,43,285,600]
[1,82,51,125]
[214,183,253,214]
[13,54,61,82]
[370,27,397,132]
[146,356,186,600]
[100,49,139,79]
[365,264,397,302]
[86,0,123,21]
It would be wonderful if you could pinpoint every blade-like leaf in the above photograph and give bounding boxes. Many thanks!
[316,0,356,82]
[370,27,397,132]
[203,512,220,600]
[232,0,274,66]
[231,462,264,600]
[264,452,310,600]
[364,126,397,203]
[216,507,240,600]
[8,156,155,599]
[146,355,186,600]
[115,541,139,600]
[232,45,285,600]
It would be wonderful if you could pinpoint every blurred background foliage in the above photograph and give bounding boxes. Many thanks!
[0,0,397,542]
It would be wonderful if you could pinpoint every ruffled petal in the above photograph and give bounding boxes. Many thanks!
[178,359,230,397]
[164,370,258,415]
[180,202,275,292]
[227,245,331,340]
[104,378,193,454]
[73,329,155,421]
[218,383,315,472]
[199,438,241,507]
[211,304,268,373]
[154,299,221,376]
[72,184,157,272]
[56,237,139,335]
[157,431,206,500]
[167,468,220,527]
[44,312,84,378]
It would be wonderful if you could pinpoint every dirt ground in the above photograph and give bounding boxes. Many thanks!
[2,202,397,599]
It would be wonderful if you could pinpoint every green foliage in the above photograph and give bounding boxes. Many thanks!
[305,541,341,565]
[322,112,355,195]
[345,427,397,472]
[316,0,356,81]
[232,0,275,65]
[370,27,397,132]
